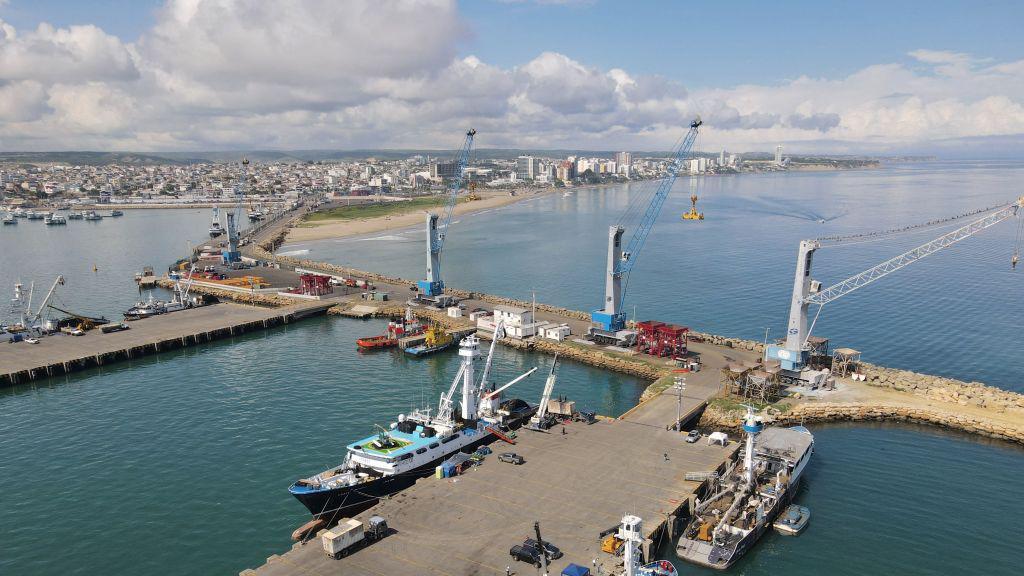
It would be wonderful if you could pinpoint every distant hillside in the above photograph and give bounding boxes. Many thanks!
[0,151,202,166]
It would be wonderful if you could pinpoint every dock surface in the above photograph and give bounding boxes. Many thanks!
[248,390,738,576]
[1,301,331,386]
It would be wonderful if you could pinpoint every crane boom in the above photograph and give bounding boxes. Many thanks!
[591,117,702,335]
[419,129,476,298]
[769,196,1024,372]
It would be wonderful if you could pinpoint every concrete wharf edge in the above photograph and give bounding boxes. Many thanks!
[0,301,332,388]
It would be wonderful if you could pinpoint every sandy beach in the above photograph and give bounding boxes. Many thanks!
[284,187,561,242]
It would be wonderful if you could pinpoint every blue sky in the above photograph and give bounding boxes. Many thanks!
[6,0,1022,88]
[1,0,1023,153]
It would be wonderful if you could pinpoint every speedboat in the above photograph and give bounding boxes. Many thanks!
[773,504,810,535]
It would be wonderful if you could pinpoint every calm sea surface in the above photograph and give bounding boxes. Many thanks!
[1,162,1022,575]
[284,161,1024,392]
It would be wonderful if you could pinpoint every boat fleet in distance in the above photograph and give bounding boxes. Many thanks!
[2,207,122,225]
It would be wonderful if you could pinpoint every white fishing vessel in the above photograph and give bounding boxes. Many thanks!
[84,210,103,221]
[67,211,84,220]
[209,206,224,237]
[676,407,813,570]
[2,213,16,225]
[44,213,67,225]
[289,323,538,518]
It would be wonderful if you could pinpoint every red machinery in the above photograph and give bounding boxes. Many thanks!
[296,273,332,296]
[636,320,688,358]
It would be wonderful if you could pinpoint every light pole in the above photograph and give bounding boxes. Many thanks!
[673,374,687,432]
[762,326,771,361]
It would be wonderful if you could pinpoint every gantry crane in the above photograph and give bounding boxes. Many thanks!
[589,117,702,344]
[417,129,476,307]
[768,196,1024,375]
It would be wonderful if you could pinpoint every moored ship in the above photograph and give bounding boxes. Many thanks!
[403,323,454,356]
[675,407,813,570]
[357,309,424,349]
[289,327,537,519]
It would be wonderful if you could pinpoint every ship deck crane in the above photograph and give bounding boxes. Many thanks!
[528,354,560,430]
[417,129,476,306]
[768,196,1024,375]
[590,117,702,344]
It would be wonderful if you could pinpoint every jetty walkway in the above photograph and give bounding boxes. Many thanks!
[0,301,331,387]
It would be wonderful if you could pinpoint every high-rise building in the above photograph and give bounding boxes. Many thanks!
[775,145,783,165]
[430,162,457,179]
[516,156,540,180]
[614,151,632,177]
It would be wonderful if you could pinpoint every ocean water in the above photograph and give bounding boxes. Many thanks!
[1,163,1022,575]
[285,161,1024,391]
[0,316,647,575]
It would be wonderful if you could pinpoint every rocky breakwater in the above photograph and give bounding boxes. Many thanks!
[476,331,666,381]
[860,362,1024,413]
[156,278,296,308]
[699,401,1024,445]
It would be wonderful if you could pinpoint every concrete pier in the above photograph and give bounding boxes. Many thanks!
[0,301,332,387]
[245,391,738,576]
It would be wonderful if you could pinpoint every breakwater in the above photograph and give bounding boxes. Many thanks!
[254,245,1024,444]
[699,402,1024,445]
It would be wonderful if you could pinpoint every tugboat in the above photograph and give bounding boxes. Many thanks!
[357,309,424,350]
[289,328,538,518]
[403,323,455,356]
[675,407,813,570]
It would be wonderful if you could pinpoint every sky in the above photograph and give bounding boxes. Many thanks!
[1,0,1023,155]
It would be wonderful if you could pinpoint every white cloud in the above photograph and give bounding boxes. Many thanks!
[0,1,1023,154]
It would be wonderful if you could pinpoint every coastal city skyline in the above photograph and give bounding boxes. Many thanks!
[1,0,1023,155]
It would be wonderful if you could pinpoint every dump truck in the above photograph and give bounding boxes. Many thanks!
[321,516,388,559]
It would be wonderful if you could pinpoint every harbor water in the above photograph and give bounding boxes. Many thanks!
[1,162,1022,575]
[284,161,1024,392]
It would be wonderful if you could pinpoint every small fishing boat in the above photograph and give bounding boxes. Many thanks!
[26,210,44,220]
[638,560,679,576]
[84,210,103,221]
[110,209,124,217]
[773,504,810,536]
[67,211,84,220]
[44,214,67,225]
[2,213,17,225]
[404,324,455,356]
[358,309,424,350]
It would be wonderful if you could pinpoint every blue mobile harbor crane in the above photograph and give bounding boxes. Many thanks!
[589,117,702,345]
[222,157,248,264]
[416,129,476,307]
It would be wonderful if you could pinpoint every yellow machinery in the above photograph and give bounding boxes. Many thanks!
[467,182,480,201]
[681,194,704,220]
[601,534,624,554]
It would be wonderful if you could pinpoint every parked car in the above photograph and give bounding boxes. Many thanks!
[509,544,542,568]
[498,452,525,465]
[524,538,563,560]
[25,337,39,344]
[685,430,702,443]
[475,446,493,456]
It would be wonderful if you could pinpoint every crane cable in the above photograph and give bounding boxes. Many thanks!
[815,202,1011,247]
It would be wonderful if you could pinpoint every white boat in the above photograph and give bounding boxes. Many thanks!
[44,214,67,225]
[67,211,84,220]
[26,210,44,220]
[110,209,124,217]
[773,504,810,535]
[2,213,16,225]
[209,206,224,237]
[84,210,103,221]
[13,208,27,218]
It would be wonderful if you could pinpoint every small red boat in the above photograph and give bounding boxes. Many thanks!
[357,310,424,350]
[357,335,397,349]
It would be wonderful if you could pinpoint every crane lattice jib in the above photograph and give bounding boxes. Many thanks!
[433,129,476,253]
[805,199,1022,306]
[615,118,701,277]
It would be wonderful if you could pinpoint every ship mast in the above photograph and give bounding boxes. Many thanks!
[460,334,481,420]
[741,405,763,485]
